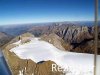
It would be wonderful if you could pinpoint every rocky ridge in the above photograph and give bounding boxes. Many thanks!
[3,33,63,75]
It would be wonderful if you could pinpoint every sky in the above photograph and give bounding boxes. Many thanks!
[0,0,97,25]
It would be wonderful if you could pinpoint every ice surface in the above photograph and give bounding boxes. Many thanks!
[96,55,100,75]
[10,38,95,75]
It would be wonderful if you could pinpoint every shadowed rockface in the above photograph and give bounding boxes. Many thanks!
[28,24,96,54]
[2,24,99,54]
[0,32,13,47]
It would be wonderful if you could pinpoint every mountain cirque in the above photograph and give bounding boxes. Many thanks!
[2,33,64,75]
[1,22,100,75]
[28,24,97,54]
[3,33,94,75]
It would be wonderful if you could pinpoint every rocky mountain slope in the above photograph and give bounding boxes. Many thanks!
[28,24,96,54]
[0,32,13,47]
[41,33,72,50]
[1,22,100,75]
[3,49,63,75]
[28,24,93,43]
[3,33,94,75]
[3,33,64,75]
[98,27,100,54]
[1,23,99,54]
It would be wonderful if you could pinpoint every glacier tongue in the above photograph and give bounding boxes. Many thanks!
[10,38,94,75]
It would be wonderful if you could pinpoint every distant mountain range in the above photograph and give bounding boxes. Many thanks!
[0,21,100,53]
[0,21,99,36]
[0,21,100,75]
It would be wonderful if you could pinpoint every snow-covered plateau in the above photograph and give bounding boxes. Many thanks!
[10,38,100,75]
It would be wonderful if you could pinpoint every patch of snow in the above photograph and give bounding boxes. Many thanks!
[13,40,21,45]
[19,70,24,75]
[96,55,100,75]
[10,38,95,75]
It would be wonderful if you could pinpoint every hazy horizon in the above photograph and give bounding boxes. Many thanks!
[0,21,95,26]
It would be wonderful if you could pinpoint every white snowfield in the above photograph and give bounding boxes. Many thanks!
[96,56,100,75]
[10,38,95,75]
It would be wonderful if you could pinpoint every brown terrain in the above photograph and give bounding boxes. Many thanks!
[3,33,63,75]
[0,23,100,75]
[28,24,96,54]
[0,32,13,47]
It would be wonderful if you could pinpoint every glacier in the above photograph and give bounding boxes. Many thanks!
[10,38,97,75]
